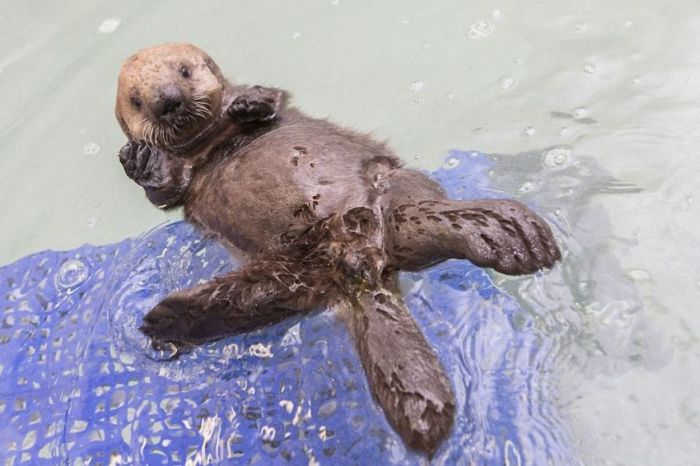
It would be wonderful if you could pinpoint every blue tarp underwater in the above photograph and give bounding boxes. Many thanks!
[0,151,574,465]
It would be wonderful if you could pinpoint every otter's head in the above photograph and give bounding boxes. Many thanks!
[116,43,226,152]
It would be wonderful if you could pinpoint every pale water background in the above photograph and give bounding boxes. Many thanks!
[0,1,698,465]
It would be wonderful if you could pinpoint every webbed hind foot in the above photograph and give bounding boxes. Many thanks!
[388,199,561,275]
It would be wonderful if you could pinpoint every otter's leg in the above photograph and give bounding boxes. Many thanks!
[323,206,455,454]
[140,256,336,352]
[350,280,455,456]
[387,197,561,274]
[118,142,192,208]
[227,85,284,124]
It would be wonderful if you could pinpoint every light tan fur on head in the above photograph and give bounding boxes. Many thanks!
[115,43,227,150]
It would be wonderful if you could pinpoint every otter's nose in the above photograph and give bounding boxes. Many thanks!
[152,85,184,120]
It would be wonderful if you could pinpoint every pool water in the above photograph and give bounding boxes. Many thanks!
[1,1,698,465]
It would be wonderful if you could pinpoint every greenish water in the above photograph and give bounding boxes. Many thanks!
[1,1,698,464]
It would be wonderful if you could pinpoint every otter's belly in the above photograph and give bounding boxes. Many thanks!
[186,123,392,252]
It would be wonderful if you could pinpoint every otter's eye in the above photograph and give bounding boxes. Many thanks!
[130,96,142,110]
[179,65,190,79]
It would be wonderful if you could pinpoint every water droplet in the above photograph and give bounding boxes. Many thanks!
[97,18,121,34]
[628,269,651,281]
[87,217,98,228]
[573,22,587,32]
[444,157,460,168]
[400,18,411,25]
[519,181,535,193]
[492,9,502,20]
[524,126,536,136]
[56,259,89,289]
[409,81,425,92]
[542,147,573,169]
[468,21,494,40]
[583,63,597,74]
[291,32,301,39]
[500,76,516,90]
[414,154,420,160]
[445,93,454,100]
[573,107,590,119]
[83,142,101,156]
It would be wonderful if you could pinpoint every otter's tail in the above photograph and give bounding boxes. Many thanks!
[349,285,455,456]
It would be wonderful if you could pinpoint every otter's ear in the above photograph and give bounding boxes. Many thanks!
[203,55,225,81]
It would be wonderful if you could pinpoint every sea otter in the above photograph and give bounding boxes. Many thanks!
[115,43,561,455]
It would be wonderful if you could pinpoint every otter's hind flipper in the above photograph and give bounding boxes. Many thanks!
[141,256,336,351]
[118,142,192,208]
[351,285,455,456]
[388,199,561,275]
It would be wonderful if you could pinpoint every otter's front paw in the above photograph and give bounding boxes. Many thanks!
[227,86,279,124]
[118,142,171,188]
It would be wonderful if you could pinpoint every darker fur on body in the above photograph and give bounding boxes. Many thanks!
[116,43,561,456]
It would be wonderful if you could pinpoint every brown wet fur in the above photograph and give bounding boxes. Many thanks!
[115,43,561,456]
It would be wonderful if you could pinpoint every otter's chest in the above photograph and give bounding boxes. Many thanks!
[185,128,385,252]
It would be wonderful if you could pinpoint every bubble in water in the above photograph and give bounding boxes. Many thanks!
[542,147,573,169]
[468,21,494,40]
[573,107,590,119]
[444,157,460,168]
[583,63,597,74]
[524,126,536,136]
[500,76,516,90]
[56,259,89,289]
[519,181,536,193]
[97,18,121,34]
[291,32,301,39]
[409,81,425,92]
[83,142,101,156]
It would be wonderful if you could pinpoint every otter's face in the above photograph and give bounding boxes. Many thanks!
[116,43,226,151]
